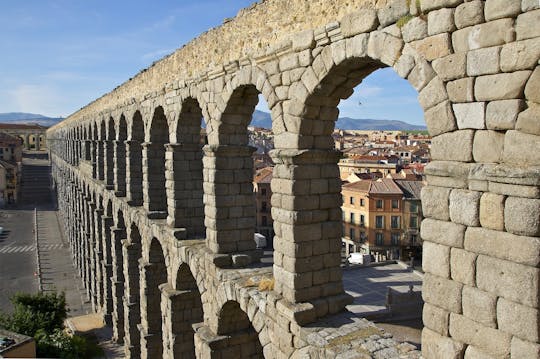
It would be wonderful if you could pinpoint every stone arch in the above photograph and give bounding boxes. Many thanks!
[126,111,145,206]
[110,208,127,343]
[123,223,143,358]
[214,300,263,358]
[166,97,205,235]
[97,120,106,181]
[143,106,169,217]
[140,237,168,358]
[161,262,204,358]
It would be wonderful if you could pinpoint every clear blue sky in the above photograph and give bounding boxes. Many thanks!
[0,0,424,125]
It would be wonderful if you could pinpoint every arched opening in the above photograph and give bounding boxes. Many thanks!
[101,199,114,325]
[140,238,167,358]
[105,117,116,189]
[123,223,142,358]
[204,85,264,265]
[144,106,169,217]
[90,122,98,178]
[215,301,263,358]
[165,263,203,358]
[127,111,144,206]
[98,121,106,181]
[115,115,128,196]
[111,209,126,343]
[167,98,205,237]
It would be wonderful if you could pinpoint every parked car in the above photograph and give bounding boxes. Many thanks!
[347,252,371,265]
[254,233,267,249]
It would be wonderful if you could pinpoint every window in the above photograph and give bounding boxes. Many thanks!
[376,199,383,209]
[342,211,346,221]
[411,234,418,245]
[375,216,384,229]
[350,196,354,205]
[262,216,267,226]
[360,198,365,206]
[360,214,365,226]
[391,233,400,245]
[261,188,267,196]
[391,216,400,229]
[350,228,355,240]
[410,216,418,228]
[410,202,418,213]
[392,199,399,209]
[375,233,384,246]
[261,202,268,212]
[350,213,355,224]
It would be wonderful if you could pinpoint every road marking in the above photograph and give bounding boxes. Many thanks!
[0,243,63,254]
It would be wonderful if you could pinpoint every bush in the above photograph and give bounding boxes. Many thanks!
[0,291,102,358]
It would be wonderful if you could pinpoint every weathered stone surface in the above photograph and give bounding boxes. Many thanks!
[501,38,540,72]
[516,9,540,40]
[522,0,540,11]
[525,66,540,103]
[452,18,515,53]
[420,0,463,13]
[406,57,436,91]
[447,78,474,103]
[422,328,465,359]
[401,17,427,43]
[432,53,466,81]
[367,31,403,66]
[516,103,540,136]
[410,33,452,61]
[503,130,540,166]
[489,181,540,199]
[465,227,540,266]
[419,78,448,109]
[462,285,497,328]
[449,189,481,226]
[504,196,540,236]
[484,0,521,21]
[450,248,476,286]
[476,255,540,307]
[421,186,451,220]
[479,192,505,230]
[449,313,511,358]
[421,219,465,248]
[464,346,498,359]
[423,303,449,336]
[423,242,450,278]
[486,99,525,130]
[497,297,539,342]
[340,10,378,38]
[453,102,485,129]
[431,130,475,162]
[423,273,463,313]
[475,71,532,101]
[377,0,409,27]
[454,1,484,29]
[428,8,456,36]
[473,130,505,163]
[511,337,540,359]
[467,46,500,76]
[425,101,457,136]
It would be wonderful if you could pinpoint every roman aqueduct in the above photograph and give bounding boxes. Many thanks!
[46,0,540,358]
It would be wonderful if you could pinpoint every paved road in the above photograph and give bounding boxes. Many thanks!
[0,208,38,312]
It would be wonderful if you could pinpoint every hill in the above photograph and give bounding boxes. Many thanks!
[250,110,425,131]
[0,113,64,127]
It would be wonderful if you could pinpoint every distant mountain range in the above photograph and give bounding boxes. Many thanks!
[0,113,64,127]
[0,110,425,131]
[251,110,425,131]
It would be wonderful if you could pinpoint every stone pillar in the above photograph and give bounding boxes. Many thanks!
[87,202,98,310]
[165,143,204,237]
[114,140,127,197]
[125,140,143,206]
[161,284,201,359]
[104,140,115,190]
[202,144,259,267]
[122,240,141,359]
[24,134,30,150]
[142,142,167,219]
[270,149,351,321]
[111,227,126,343]
[35,134,41,151]
[93,208,104,312]
[96,140,105,181]
[90,140,97,178]
[139,260,165,359]
[101,216,114,326]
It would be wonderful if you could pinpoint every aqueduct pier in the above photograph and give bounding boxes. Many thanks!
[47,0,540,358]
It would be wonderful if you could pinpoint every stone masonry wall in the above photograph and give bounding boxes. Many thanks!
[48,0,540,358]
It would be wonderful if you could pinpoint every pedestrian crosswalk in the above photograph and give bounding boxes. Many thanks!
[0,243,64,254]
